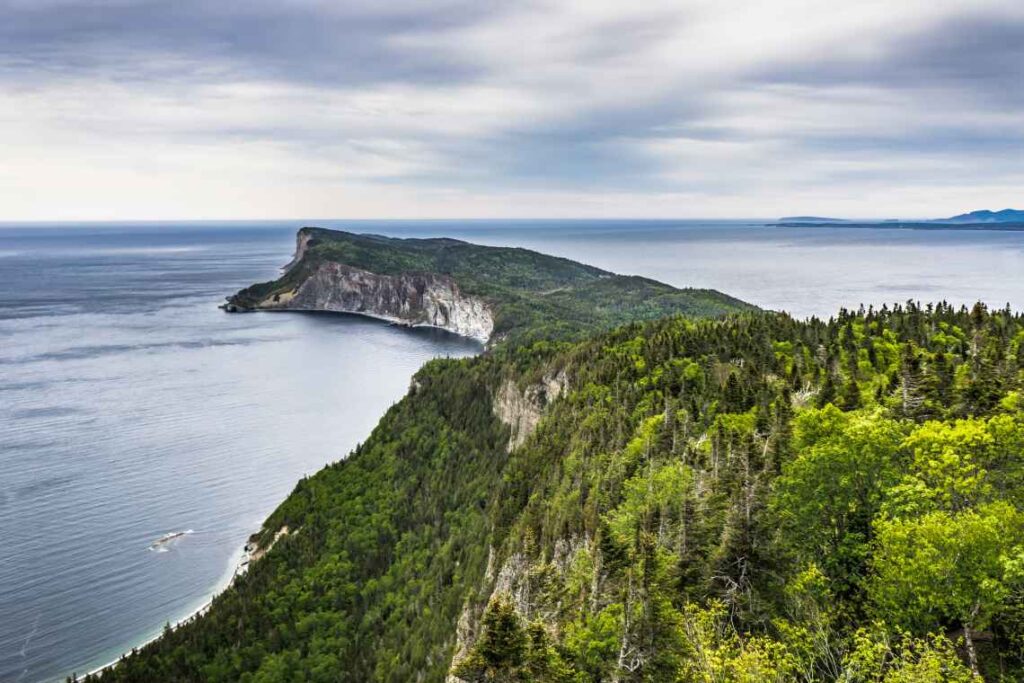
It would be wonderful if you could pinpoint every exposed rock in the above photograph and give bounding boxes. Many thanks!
[247,525,291,564]
[489,536,589,620]
[448,535,591,679]
[282,228,315,273]
[446,599,479,683]
[492,370,567,451]
[251,262,494,344]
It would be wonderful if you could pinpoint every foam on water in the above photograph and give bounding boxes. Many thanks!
[148,530,195,553]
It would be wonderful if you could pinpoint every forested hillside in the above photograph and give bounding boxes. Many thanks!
[87,302,1024,682]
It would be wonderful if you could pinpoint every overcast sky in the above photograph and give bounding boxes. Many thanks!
[1,0,1021,220]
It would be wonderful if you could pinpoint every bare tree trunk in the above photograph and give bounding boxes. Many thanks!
[613,569,634,683]
[963,613,980,677]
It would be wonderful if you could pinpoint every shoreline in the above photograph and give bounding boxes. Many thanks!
[81,541,253,679]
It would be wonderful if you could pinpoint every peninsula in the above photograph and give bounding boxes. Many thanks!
[224,228,752,345]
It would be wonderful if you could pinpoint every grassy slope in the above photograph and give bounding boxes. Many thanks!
[228,228,753,344]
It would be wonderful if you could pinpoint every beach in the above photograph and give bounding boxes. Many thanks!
[84,542,251,679]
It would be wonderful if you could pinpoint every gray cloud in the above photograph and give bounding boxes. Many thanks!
[756,13,1024,106]
[0,0,1021,219]
[0,0,494,86]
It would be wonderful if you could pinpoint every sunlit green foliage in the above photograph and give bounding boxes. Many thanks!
[870,503,1024,638]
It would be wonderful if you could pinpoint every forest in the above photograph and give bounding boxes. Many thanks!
[84,301,1024,682]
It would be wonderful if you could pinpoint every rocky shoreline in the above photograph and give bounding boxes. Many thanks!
[224,261,495,344]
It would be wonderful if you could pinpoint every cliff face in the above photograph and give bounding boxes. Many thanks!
[492,371,567,451]
[447,371,569,682]
[281,229,315,273]
[249,261,495,344]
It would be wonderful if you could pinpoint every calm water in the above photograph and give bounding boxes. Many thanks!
[2,220,1024,682]
[0,224,481,682]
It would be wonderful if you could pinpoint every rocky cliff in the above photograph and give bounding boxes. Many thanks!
[281,228,315,273]
[447,371,570,682]
[237,261,495,344]
[492,371,567,451]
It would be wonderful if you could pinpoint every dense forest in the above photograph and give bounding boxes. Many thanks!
[84,301,1024,682]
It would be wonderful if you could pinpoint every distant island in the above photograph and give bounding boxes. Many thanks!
[773,207,1024,230]
[777,216,849,223]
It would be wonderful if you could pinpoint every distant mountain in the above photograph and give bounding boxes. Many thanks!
[773,208,1024,229]
[941,208,1024,224]
[778,216,848,223]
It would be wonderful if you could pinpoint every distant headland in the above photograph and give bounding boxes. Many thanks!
[773,208,1024,230]
[223,227,754,347]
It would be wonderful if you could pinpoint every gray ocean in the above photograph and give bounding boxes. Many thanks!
[2,220,1024,682]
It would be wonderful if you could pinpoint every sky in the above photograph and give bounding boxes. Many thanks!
[0,0,1021,220]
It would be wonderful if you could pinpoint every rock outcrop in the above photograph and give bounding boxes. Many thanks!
[246,262,494,344]
[282,229,315,273]
[448,372,571,680]
[492,370,567,451]
[448,535,590,681]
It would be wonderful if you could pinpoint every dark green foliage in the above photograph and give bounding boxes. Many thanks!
[452,598,575,682]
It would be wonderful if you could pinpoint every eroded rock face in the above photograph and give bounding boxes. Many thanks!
[282,229,315,273]
[254,262,495,344]
[448,536,590,681]
[492,370,567,452]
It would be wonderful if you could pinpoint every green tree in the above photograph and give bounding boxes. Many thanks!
[678,600,806,683]
[869,502,1024,674]
[452,597,528,682]
[818,371,838,408]
[522,622,574,682]
[772,407,906,597]
[842,626,976,683]
[841,377,863,410]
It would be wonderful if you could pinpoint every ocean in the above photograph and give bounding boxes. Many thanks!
[2,220,1023,682]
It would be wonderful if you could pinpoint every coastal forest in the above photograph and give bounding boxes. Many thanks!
[83,298,1024,682]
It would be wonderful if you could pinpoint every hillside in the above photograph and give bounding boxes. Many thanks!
[943,209,1024,224]
[225,228,752,345]
[86,298,1024,682]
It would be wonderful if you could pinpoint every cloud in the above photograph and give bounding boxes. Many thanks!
[755,11,1024,106]
[0,0,1021,219]
[0,0,492,86]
